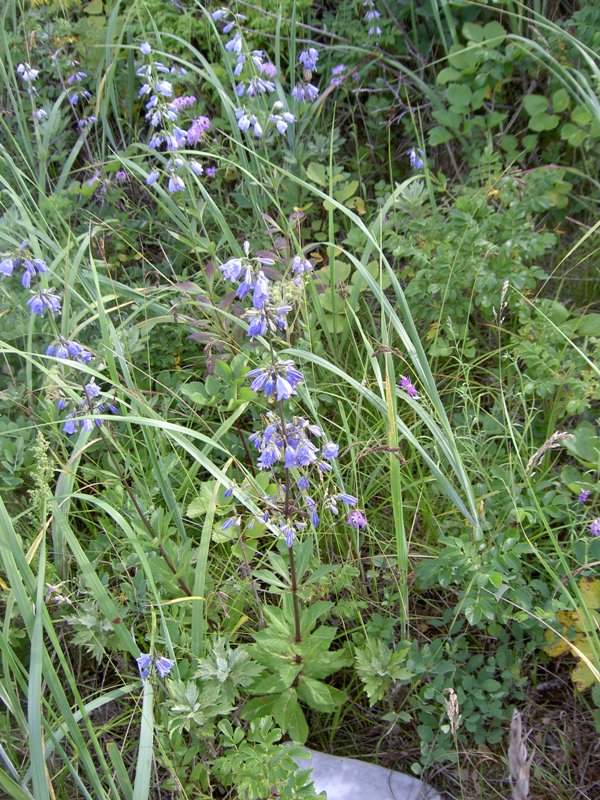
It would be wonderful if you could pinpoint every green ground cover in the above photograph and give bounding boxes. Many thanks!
[0,1,599,798]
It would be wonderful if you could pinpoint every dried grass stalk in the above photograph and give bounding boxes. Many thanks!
[525,431,574,476]
[508,709,531,800]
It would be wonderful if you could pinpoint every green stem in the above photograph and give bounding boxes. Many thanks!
[97,425,193,598]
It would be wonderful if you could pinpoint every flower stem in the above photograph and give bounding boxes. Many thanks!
[98,426,193,597]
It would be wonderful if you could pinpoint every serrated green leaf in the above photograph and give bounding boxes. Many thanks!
[180,381,211,406]
[214,360,232,380]
[428,125,455,146]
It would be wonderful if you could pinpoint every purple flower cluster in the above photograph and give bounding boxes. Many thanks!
[213,9,295,138]
[28,290,61,316]
[269,101,296,135]
[248,413,333,471]
[292,47,320,103]
[591,518,600,536]
[0,239,47,288]
[330,64,348,89]
[399,375,418,398]
[1,231,117,435]
[0,238,61,318]
[578,489,591,504]
[217,245,314,339]
[408,147,425,169]
[217,236,366,546]
[363,0,382,37]
[137,43,212,190]
[63,61,97,130]
[16,62,40,93]
[47,337,93,364]
[248,362,303,400]
[60,378,119,435]
[136,653,175,680]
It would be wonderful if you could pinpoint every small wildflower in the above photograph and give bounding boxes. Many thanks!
[187,115,210,144]
[346,509,367,529]
[140,42,152,55]
[407,147,424,169]
[115,169,128,182]
[330,65,347,87]
[322,442,339,460]
[590,518,600,537]
[28,290,61,316]
[63,415,79,435]
[0,257,15,276]
[136,653,152,680]
[292,82,319,103]
[77,115,97,130]
[399,376,418,398]
[578,489,591,504]
[298,48,319,72]
[16,62,40,84]
[225,32,243,55]
[248,361,304,400]
[280,522,295,547]
[270,109,295,134]
[260,62,277,79]
[168,174,185,193]
[47,338,93,364]
[362,0,382,37]
[154,656,175,678]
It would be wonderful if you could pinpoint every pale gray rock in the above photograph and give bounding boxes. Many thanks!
[294,748,441,800]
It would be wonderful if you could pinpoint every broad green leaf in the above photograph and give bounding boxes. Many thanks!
[482,21,506,46]
[564,422,599,464]
[552,88,570,113]
[528,111,559,132]
[306,162,328,186]
[297,676,342,711]
[572,106,592,127]
[448,43,481,71]
[436,67,461,84]
[462,22,484,42]
[334,180,359,203]
[523,94,548,116]
[275,690,308,743]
